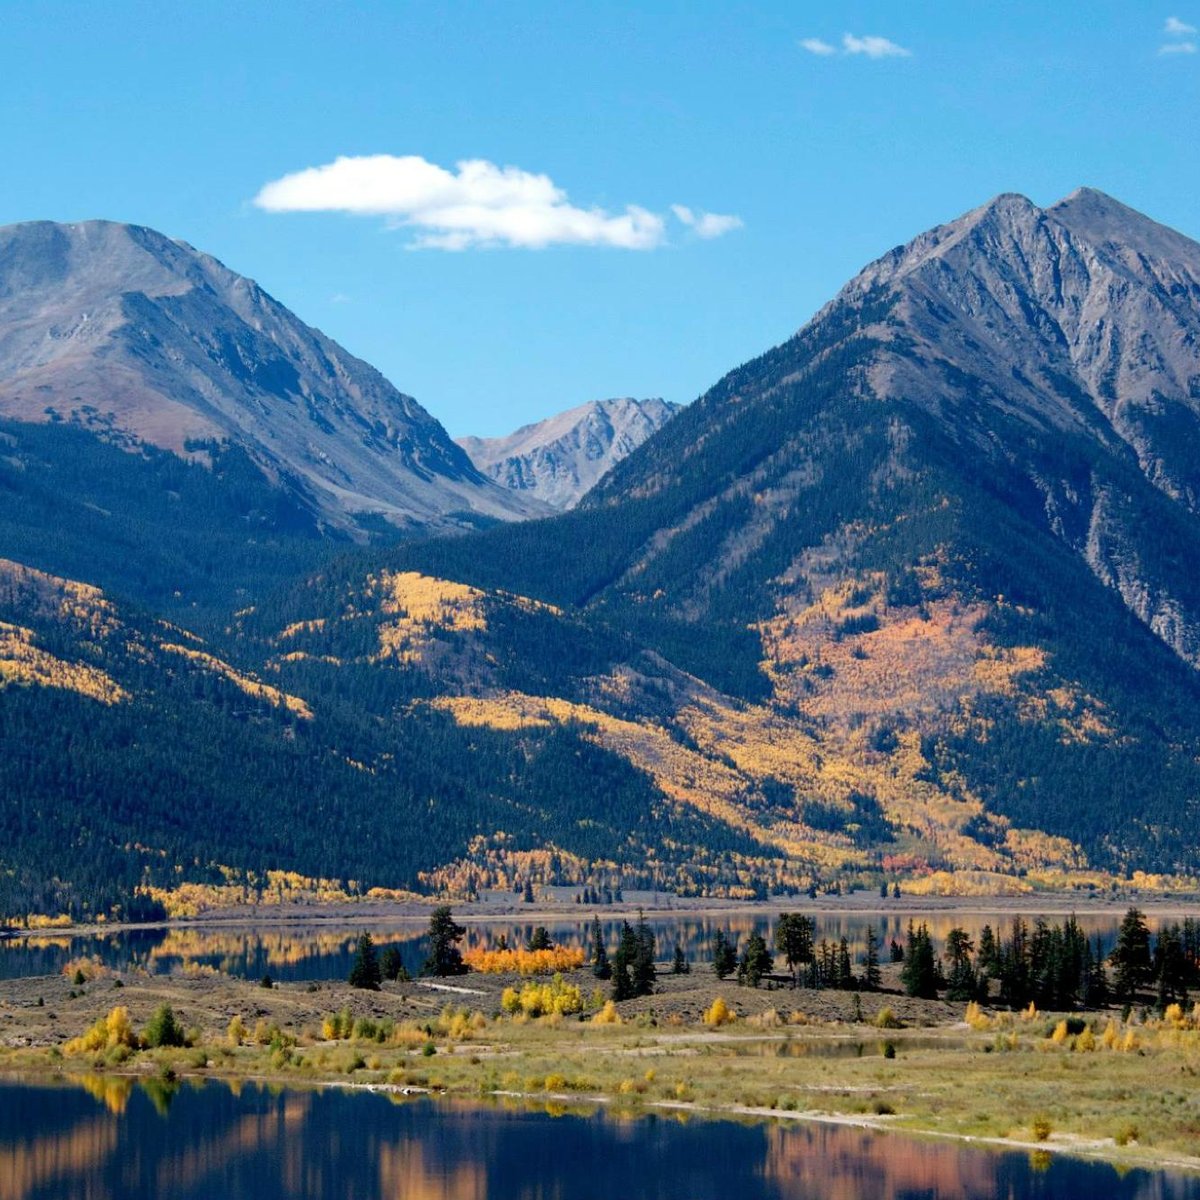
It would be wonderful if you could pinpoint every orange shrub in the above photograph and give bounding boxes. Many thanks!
[463,945,586,976]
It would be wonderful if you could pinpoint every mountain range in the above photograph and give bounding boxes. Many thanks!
[457,397,680,509]
[3,188,1200,921]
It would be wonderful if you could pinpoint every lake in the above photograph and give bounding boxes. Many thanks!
[0,906,1179,982]
[0,1078,1196,1199]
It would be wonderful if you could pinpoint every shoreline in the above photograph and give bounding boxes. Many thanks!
[9,890,1200,941]
[6,1062,1199,1178]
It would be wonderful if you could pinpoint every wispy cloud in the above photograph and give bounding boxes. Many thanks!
[800,33,912,60]
[1159,39,1197,52]
[253,154,741,251]
[1165,15,1197,34]
[671,205,744,239]
[842,33,912,58]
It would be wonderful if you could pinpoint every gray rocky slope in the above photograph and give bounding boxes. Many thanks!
[0,220,547,532]
[834,187,1200,664]
[457,396,681,509]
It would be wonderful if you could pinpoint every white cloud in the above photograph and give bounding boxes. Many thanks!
[1165,15,1197,34]
[799,37,837,56]
[1159,39,1197,52]
[842,33,912,58]
[253,154,739,251]
[671,205,744,239]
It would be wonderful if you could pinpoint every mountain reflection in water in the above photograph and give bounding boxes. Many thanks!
[1,1079,1197,1200]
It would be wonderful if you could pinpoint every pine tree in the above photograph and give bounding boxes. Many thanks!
[672,943,690,975]
[526,926,551,951]
[523,880,534,904]
[421,906,466,977]
[977,925,999,977]
[1083,937,1110,1008]
[738,932,774,988]
[900,922,938,999]
[712,929,737,980]
[631,910,657,997]
[380,946,403,982]
[862,926,882,991]
[774,912,814,988]
[590,915,611,979]
[611,920,638,1001]
[836,937,855,990]
[944,927,977,1001]
[349,933,382,990]
[1155,923,1190,1008]
[1110,908,1153,1001]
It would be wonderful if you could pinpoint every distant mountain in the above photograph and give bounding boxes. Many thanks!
[457,397,680,509]
[0,220,545,538]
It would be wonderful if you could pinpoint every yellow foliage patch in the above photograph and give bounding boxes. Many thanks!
[703,997,736,1027]
[160,644,312,719]
[500,975,583,1018]
[463,945,586,975]
[0,622,128,704]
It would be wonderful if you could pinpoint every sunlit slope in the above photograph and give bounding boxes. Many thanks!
[379,191,1200,877]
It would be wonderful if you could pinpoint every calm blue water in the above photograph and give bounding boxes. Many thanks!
[0,1078,1195,1200]
[0,909,1155,982]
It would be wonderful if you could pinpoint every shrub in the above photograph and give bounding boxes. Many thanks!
[64,1006,137,1056]
[227,1015,247,1046]
[1031,1116,1052,1142]
[1114,1122,1139,1147]
[964,1001,991,1031]
[873,1007,901,1030]
[144,1005,187,1049]
[590,1000,622,1026]
[500,975,583,1018]
[703,997,736,1027]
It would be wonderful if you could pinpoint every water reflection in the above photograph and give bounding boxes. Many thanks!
[0,909,1182,982]
[0,1080,1195,1200]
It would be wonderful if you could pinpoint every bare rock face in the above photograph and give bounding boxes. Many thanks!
[0,220,547,533]
[809,188,1200,666]
[457,397,680,509]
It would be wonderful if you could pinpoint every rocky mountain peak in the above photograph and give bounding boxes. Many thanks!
[0,219,547,533]
[458,396,681,509]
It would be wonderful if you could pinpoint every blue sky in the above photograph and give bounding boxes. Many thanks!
[2,2,1197,436]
